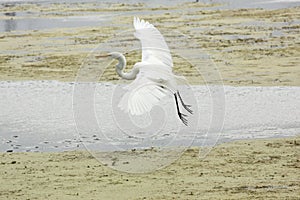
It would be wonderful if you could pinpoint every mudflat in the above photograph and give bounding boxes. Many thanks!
[0,137,299,199]
[0,3,299,85]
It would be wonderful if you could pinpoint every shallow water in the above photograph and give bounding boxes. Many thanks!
[0,0,299,32]
[0,15,112,32]
[0,81,299,152]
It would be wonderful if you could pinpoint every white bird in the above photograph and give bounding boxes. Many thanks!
[97,17,192,125]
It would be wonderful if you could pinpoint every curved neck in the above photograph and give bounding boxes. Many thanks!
[114,53,139,80]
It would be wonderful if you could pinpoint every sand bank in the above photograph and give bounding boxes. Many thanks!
[0,136,299,199]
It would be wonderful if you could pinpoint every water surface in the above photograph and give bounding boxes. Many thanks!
[0,0,299,32]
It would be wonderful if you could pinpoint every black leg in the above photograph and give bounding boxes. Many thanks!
[174,93,188,126]
[177,91,193,114]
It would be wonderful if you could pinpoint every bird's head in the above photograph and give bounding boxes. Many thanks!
[96,52,127,71]
[96,52,124,59]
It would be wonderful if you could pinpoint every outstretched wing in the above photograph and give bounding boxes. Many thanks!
[133,16,173,68]
[118,17,175,116]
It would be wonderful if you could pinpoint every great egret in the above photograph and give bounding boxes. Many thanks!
[97,17,192,125]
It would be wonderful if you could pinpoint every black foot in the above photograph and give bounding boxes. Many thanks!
[179,112,188,126]
[174,93,188,126]
[183,103,193,114]
[177,91,193,114]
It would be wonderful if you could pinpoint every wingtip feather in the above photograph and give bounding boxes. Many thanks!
[133,16,154,30]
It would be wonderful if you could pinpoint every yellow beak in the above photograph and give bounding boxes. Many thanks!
[95,54,109,58]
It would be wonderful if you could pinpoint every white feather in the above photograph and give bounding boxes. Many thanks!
[133,16,173,68]
[118,17,184,116]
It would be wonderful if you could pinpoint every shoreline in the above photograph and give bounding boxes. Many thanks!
[1,80,299,153]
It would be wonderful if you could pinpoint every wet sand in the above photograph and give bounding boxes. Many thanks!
[0,136,299,199]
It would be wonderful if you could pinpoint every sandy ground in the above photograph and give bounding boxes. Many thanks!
[0,136,299,199]
[0,3,299,85]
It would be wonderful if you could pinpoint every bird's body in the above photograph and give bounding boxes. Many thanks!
[98,17,192,125]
